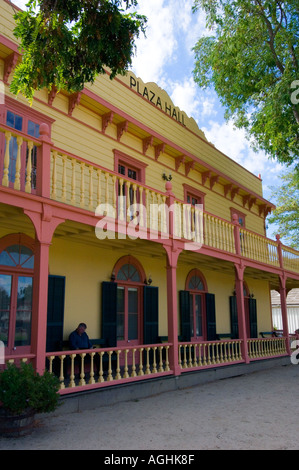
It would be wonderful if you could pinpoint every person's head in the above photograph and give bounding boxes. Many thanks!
[77,323,87,335]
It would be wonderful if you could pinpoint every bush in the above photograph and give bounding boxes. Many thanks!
[0,362,60,415]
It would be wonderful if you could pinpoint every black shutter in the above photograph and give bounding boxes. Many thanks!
[143,286,159,344]
[46,275,65,352]
[179,290,191,342]
[229,295,239,339]
[102,281,117,347]
[206,293,217,340]
[249,298,257,338]
[229,296,239,339]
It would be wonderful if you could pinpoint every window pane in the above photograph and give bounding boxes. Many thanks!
[118,164,126,176]
[188,275,204,291]
[15,115,23,131]
[15,276,32,346]
[0,250,15,267]
[27,120,40,138]
[6,245,20,265]
[128,288,138,340]
[6,110,14,127]
[128,168,137,180]
[0,245,34,269]
[195,295,202,337]
[0,275,12,346]
[117,287,125,340]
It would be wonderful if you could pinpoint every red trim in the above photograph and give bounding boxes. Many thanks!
[113,255,146,283]
[185,268,208,292]
[114,149,147,184]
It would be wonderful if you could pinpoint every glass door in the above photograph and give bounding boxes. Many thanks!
[117,285,140,347]
[190,293,204,341]
[0,273,33,356]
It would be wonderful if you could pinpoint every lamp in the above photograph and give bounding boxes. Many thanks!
[111,271,116,282]
[162,172,172,182]
[144,274,153,285]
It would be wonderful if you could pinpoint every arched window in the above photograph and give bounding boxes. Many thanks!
[0,235,35,354]
[0,244,34,269]
[116,263,141,283]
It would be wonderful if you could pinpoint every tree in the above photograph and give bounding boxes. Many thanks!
[192,0,299,167]
[10,0,146,103]
[268,169,299,248]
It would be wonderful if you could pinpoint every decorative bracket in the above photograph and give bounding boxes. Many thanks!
[202,171,211,186]
[48,85,58,106]
[231,187,239,200]
[102,112,114,133]
[154,143,165,161]
[242,194,250,208]
[175,155,185,171]
[210,175,219,190]
[117,120,128,141]
[143,136,153,154]
[248,197,256,210]
[68,91,82,116]
[4,52,19,83]
[224,184,233,198]
[185,161,194,176]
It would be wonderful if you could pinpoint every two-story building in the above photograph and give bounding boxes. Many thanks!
[1,0,299,397]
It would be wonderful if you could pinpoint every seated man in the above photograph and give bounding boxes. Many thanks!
[69,323,93,350]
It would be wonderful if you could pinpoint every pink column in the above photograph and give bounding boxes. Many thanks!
[25,205,64,374]
[164,244,182,376]
[36,123,53,199]
[234,263,250,363]
[32,240,51,374]
[279,275,291,355]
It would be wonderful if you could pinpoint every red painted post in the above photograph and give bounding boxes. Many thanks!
[31,240,51,374]
[232,213,241,256]
[24,207,65,374]
[164,245,182,376]
[279,275,291,355]
[234,263,250,363]
[36,123,52,199]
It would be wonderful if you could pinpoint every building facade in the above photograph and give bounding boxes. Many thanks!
[1,0,299,395]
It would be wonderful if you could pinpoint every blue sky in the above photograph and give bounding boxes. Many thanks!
[11,0,285,239]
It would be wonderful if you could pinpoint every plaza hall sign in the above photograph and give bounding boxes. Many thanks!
[129,75,187,127]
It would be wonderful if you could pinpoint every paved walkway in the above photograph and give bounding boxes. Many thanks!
[0,363,298,450]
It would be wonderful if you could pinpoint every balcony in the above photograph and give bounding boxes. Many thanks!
[1,124,299,276]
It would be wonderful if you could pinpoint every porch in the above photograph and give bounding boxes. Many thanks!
[4,335,289,395]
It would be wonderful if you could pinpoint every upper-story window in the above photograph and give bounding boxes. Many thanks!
[1,97,53,194]
[184,184,205,209]
[5,111,40,190]
[114,150,147,221]
[230,208,246,227]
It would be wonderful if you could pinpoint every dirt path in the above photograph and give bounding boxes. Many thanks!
[0,363,298,450]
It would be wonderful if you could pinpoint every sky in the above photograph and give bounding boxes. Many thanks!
[11,0,286,239]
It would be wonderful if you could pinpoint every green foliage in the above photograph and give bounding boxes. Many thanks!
[10,0,147,102]
[268,170,299,249]
[0,362,60,415]
[192,0,299,167]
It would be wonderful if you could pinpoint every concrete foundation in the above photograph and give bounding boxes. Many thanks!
[53,356,290,416]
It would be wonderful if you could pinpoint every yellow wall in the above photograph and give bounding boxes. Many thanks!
[47,234,273,340]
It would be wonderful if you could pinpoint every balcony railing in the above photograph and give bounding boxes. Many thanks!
[1,126,299,274]
[2,336,288,395]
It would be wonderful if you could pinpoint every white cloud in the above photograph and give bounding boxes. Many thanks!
[202,120,283,187]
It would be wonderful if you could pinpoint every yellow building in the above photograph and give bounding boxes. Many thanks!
[0,0,298,396]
